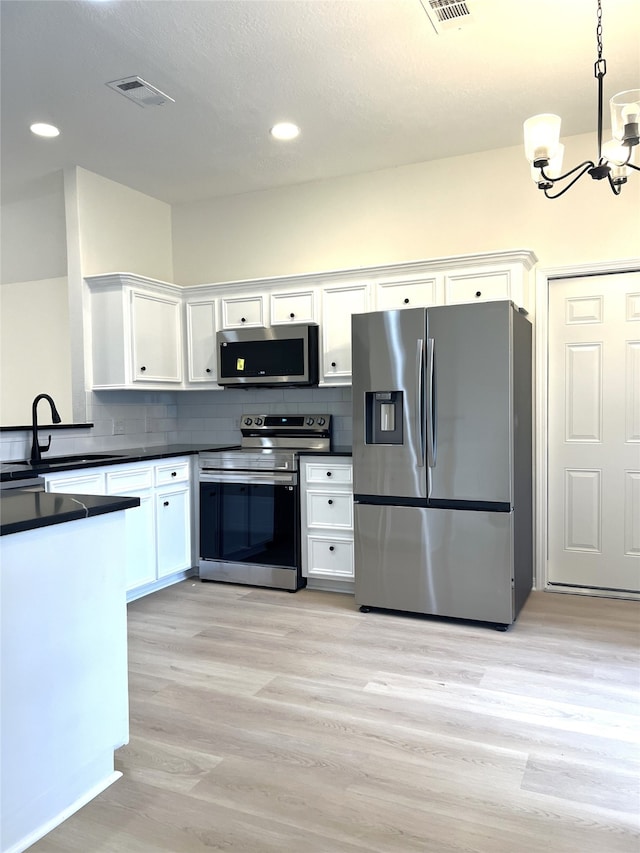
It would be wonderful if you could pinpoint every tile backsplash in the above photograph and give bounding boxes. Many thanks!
[175,386,352,446]
[0,386,353,460]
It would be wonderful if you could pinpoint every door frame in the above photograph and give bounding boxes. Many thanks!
[535,257,640,598]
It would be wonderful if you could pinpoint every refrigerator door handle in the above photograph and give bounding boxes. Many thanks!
[426,337,437,468]
[416,338,425,467]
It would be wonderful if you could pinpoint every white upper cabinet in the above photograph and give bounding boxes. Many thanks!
[131,291,182,383]
[443,258,534,314]
[320,282,371,385]
[185,297,218,385]
[86,274,182,390]
[374,275,443,311]
[270,288,319,324]
[220,293,266,328]
[85,251,537,392]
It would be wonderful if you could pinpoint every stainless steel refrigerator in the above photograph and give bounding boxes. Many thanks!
[352,300,532,629]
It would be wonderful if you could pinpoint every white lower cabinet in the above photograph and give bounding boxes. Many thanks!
[43,456,194,598]
[300,456,354,588]
[106,464,156,590]
[155,485,191,578]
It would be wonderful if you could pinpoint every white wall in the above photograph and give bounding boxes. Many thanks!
[75,168,173,281]
[0,277,72,426]
[0,172,72,427]
[171,132,640,285]
[0,171,67,285]
[66,168,176,438]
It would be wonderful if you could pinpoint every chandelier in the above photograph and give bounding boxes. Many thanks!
[523,0,639,199]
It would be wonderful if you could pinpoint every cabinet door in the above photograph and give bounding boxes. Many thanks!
[375,276,442,311]
[270,289,318,324]
[444,269,511,306]
[321,284,371,384]
[186,299,218,384]
[220,295,266,329]
[121,493,156,590]
[131,290,182,383]
[155,486,191,578]
[106,465,156,591]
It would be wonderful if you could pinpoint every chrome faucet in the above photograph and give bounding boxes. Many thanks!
[30,394,62,464]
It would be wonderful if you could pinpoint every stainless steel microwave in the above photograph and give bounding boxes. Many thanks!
[216,324,319,387]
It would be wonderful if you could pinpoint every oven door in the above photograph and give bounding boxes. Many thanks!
[199,470,303,590]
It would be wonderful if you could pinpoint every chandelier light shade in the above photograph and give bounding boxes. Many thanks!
[523,0,639,198]
[610,89,640,144]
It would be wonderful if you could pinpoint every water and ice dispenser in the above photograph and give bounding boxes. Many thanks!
[365,391,403,445]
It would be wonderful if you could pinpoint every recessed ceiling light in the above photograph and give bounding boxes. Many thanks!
[270,122,300,141]
[30,122,60,138]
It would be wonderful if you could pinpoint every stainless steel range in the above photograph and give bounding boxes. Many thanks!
[199,414,332,591]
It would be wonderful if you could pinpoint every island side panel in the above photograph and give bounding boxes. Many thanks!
[0,511,129,853]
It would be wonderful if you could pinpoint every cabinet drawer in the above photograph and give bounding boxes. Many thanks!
[445,270,511,305]
[306,491,353,529]
[304,462,352,486]
[106,465,153,492]
[154,459,190,486]
[307,535,354,579]
[45,471,106,495]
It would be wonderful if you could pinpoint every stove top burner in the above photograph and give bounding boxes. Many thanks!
[199,413,332,472]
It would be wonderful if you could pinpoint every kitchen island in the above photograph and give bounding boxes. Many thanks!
[0,490,139,853]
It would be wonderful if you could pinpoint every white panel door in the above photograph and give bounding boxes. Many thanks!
[548,272,640,594]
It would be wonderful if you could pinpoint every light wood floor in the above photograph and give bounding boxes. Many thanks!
[32,583,639,853]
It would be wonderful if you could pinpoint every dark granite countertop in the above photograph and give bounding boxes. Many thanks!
[0,443,239,482]
[1,443,352,482]
[1,491,141,536]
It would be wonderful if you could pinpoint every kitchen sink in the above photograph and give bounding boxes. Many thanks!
[10,453,127,466]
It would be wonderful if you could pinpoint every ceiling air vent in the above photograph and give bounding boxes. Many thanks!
[106,76,175,108]
[419,0,476,33]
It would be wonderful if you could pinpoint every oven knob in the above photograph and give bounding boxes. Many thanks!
[255,418,263,425]
[244,417,253,426]
[317,417,326,426]
[306,417,314,426]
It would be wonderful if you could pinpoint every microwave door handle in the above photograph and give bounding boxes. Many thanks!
[416,338,425,468]
[426,338,436,468]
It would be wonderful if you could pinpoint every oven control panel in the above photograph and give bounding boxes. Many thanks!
[241,414,330,431]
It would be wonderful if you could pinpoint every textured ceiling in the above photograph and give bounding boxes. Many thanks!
[1,0,639,205]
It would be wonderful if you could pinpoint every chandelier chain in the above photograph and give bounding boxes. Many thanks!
[596,0,603,61]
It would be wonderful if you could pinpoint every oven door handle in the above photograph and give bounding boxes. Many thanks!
[200,471,298,486]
